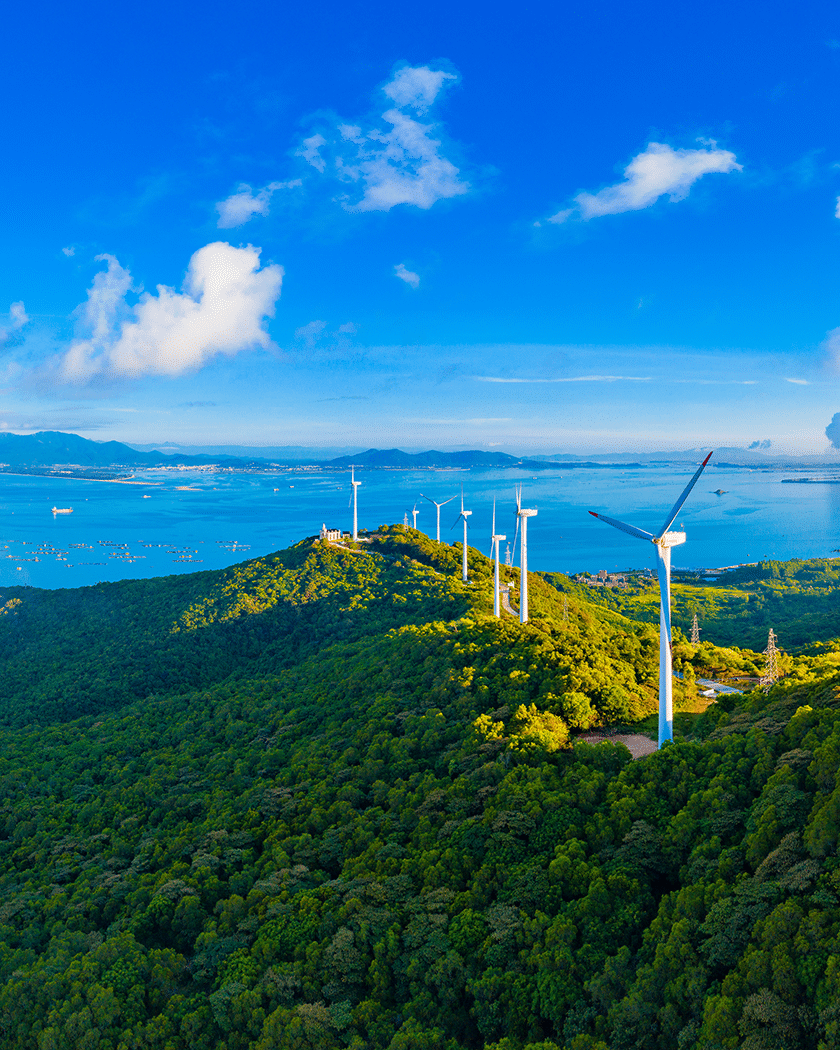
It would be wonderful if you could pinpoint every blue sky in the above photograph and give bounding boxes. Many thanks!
[2,0,840,453]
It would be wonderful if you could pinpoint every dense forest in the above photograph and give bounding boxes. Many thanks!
[0,528,837,1049]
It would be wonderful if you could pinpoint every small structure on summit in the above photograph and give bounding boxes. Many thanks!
[320,524,342,543]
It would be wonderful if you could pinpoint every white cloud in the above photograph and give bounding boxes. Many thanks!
[9,302,29,329]
[394,263,420,288]
[785,378,808,385]
[548,141,742,223]
[835,195,840,219]
[297,134,326,173]
[61,246,75,257]
[383,66,456,113]
[0,301,30,343]
[215,180,301,228]
[297,64,468,213]
[337,322,357,335]
[60,242,283,382]
[295,320,327,346]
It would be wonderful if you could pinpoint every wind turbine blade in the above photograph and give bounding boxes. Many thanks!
[420,493,436,506]
[441,496,456,507]
[588,511,654,542]
[515,484,521,512]
[490,498,496,557]
[657,450,714,537]
[513,514,520,557]
[450,513,463,531]
[460,484,464,514]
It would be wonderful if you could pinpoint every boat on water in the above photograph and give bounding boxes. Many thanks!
[51,507,73,515]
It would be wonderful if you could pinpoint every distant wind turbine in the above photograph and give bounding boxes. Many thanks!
[490,499,506,617]
[450,486,472,582]
[351,466,361,541]
[515,484,538,624]
[411,503,419,529]
[421,493,455,542]
[588,451,713,748]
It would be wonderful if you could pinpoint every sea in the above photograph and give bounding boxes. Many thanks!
[1,462,838,591]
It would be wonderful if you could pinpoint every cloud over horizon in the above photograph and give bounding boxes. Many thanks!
[548,141,742,224]
[60,243,283,382]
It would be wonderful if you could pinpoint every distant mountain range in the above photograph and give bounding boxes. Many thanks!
[323,448,620,470]
[1,431,839,470]
[0,431,269,469]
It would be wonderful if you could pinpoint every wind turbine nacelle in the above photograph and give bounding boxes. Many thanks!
[660,531,686,547]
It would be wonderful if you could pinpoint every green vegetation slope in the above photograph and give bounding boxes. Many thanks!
[0,529,836,1049]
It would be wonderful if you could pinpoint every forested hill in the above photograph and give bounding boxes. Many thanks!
[0,529,838,1049]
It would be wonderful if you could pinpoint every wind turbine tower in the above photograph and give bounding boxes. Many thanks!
[411,503,419,529]
[588,452,713,748]
[452,487,472,582]
[351,466,361,541]
[515,484,538,624]
[490,499,506,617]
[421,493,455,543]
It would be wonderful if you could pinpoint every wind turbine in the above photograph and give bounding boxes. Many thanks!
[421,493,455,542]
[515,484,538,624]
[490,499,506,617]
[411,503,419,529]
[588,452,713,749]
[450,486,472,582]
[350,466,361,541]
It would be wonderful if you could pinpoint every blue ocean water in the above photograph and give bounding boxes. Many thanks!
[0,463,837,590]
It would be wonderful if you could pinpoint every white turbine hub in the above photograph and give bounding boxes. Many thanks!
[660,531,686,547]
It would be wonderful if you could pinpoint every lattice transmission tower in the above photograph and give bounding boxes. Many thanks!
[690,613,701,645]
[760,628,780,693]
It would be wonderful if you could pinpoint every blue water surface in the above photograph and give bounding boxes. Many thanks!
[0,463,837,590]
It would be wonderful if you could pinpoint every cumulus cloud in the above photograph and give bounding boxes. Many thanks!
[59,242,283,382]
[215,180,301,228]
[835,195,840,219]
[62,246,75,257]
[394,263,420,288]
[827,413,840,448]
[548,141,742,224]
[296,64,468,213]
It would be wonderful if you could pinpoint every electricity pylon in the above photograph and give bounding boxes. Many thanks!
[760,628,780,693]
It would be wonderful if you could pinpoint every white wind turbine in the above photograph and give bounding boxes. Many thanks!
[350,466,362,541]
[411,503,419,529]
[514,484,537,624]
[588,451,713,749]
[450,486,472,582]
[421,493,456,542]
[489,499,506,617]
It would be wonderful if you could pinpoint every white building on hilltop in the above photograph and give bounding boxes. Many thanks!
[320,524,342,542]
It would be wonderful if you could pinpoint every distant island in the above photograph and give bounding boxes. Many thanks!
[1,430,840,478]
